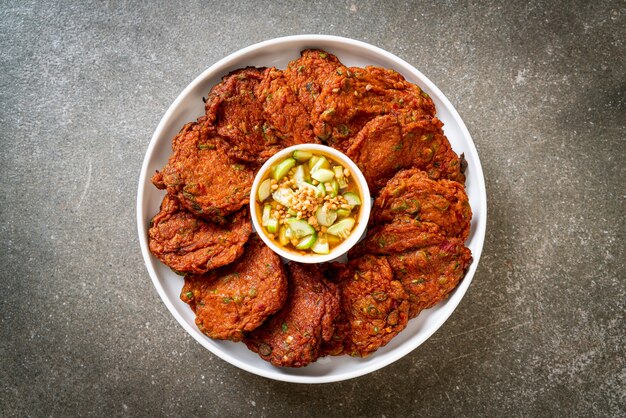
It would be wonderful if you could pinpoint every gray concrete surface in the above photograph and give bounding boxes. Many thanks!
[1,0,624,416]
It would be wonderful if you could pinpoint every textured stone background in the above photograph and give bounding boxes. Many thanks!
[1,0,624,416]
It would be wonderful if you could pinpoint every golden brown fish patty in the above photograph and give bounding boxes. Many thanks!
[204,67,280,163]
[346,114,466,192]
[283,49,344,113]
[372,168,472,241]
[386,238,473,318]
[312,66,436,150]
[180,237,288,342]
[244,263,340,367]
[323,255,409,358]
[351,220,446,256]
[148,195,251,275]
[151,120,254,223]
[256,67,317,147]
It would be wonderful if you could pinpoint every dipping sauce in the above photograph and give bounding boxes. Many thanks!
[255,149,363,255]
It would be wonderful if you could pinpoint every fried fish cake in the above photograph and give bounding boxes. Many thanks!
[372,168,472,241]
[396,113,466,184]
[148,195,251,275]
[244,263,340,367]
[345,114,465,193]
[204,67,280,163]
[312,66,436,150]
[351,220,445,256]
[323,255,409,357]
[387,238,473,318]
[180,237,288,342]
[256,67,317,147]
[151,121,254,223]
[283,49,344,113]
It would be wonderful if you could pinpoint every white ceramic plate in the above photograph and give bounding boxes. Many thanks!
[137,35,487,384]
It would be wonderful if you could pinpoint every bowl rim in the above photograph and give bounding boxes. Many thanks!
[136,34,487,384]
[249,144,371,264]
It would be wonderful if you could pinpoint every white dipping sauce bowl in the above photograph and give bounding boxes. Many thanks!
[250,144,371,264]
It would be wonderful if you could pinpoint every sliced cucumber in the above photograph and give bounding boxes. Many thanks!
[288,208,298,216]
[286,219,315,238]
[308,155,320,170]
[262,204,271,226]
[273,158,296,181]
[311,168,334,183]
[316,182,327,197]
[258,178,272,202]
[311,235,330,254]
[293,164,310,185]
[334,166,349,189]
[272,187,294,207]
[327,217,355,239]
[278,227,289,246]
[266,218,279,233]
[336,208,351,218]
[330,179,339,197]
[284,225,295,240]
[315,206,337,227]
[310,155,330,173]
[343,192,362,206]
[295,232,317,250]
[292,150,313,162]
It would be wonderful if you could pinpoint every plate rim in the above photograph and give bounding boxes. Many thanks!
[136,34,487,384]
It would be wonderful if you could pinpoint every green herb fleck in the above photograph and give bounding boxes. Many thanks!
[321,108,336,118]
[367,306,380,316]
[259,343,272,356]
[372,291,388,302]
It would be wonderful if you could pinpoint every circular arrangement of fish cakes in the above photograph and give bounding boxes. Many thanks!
[180,237,288,342]
[148,48,474,367]
[244,263,340,367]
[148,194,251,275]
[151,121,254,224]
